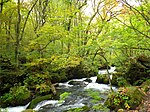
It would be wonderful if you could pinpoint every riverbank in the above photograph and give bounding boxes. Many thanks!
[133,89,150,112]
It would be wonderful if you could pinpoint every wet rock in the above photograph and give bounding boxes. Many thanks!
[68,81,86,86]
[84,78,92,83]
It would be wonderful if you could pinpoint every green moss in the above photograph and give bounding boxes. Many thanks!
[65,106,90,112]
[96,74,109,84]
[141,79,150,92]
[22,109,36,112]
[96,72,124,86]
[27,94,52,109]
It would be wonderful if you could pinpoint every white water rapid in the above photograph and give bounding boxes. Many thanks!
[1,103,30,112]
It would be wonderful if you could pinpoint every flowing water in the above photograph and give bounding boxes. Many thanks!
[3,67,116,112]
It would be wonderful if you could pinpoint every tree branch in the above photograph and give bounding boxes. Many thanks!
[20,0,38,41]
[115,17,150,38]
[122,0,150,25]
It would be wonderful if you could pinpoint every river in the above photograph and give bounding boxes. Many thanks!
[2,67,116,112]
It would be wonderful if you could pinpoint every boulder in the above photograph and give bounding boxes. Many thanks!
[68,80,86,86]
[84,78,92,83]
[96,74,109,84]
[96,72,124,86]
[125,55,150,85]
[27,94,53,109]
[66,64,96,80]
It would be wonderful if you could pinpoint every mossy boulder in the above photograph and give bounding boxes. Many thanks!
[22,109,36,112]
[96,72,123,86]
[66,64,96,80]
[96,74,109,84]
[125,55,150,85]
[27,94,53,109]
[104,86,145,111]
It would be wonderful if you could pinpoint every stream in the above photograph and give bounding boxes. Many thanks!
[2,67,117,112]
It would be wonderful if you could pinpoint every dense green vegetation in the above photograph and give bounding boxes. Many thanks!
[0,0,150,111]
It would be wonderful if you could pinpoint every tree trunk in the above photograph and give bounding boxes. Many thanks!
[15,0,21,67]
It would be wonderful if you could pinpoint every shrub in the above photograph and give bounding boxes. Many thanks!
[35,83,51,95]
[117,77,131,87]
[105,86,145,111]
[1,85,31,107]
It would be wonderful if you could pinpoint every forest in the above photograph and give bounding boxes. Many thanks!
[0,0,150,112]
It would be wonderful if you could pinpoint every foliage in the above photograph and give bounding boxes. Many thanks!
[92,104,109,112]
[105,86,145,111]
[35,83,51,95]
[0,0,150,108]
[86,89,103,103]
[59,92,71,103]
[117,77,131,87]
[24,72,50,87]
[0,108,8,112]
[0,85,31,107]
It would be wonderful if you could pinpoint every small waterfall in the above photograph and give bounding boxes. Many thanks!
[34,100,60,111]
[90,76,97,83]
[98,66,116,74]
